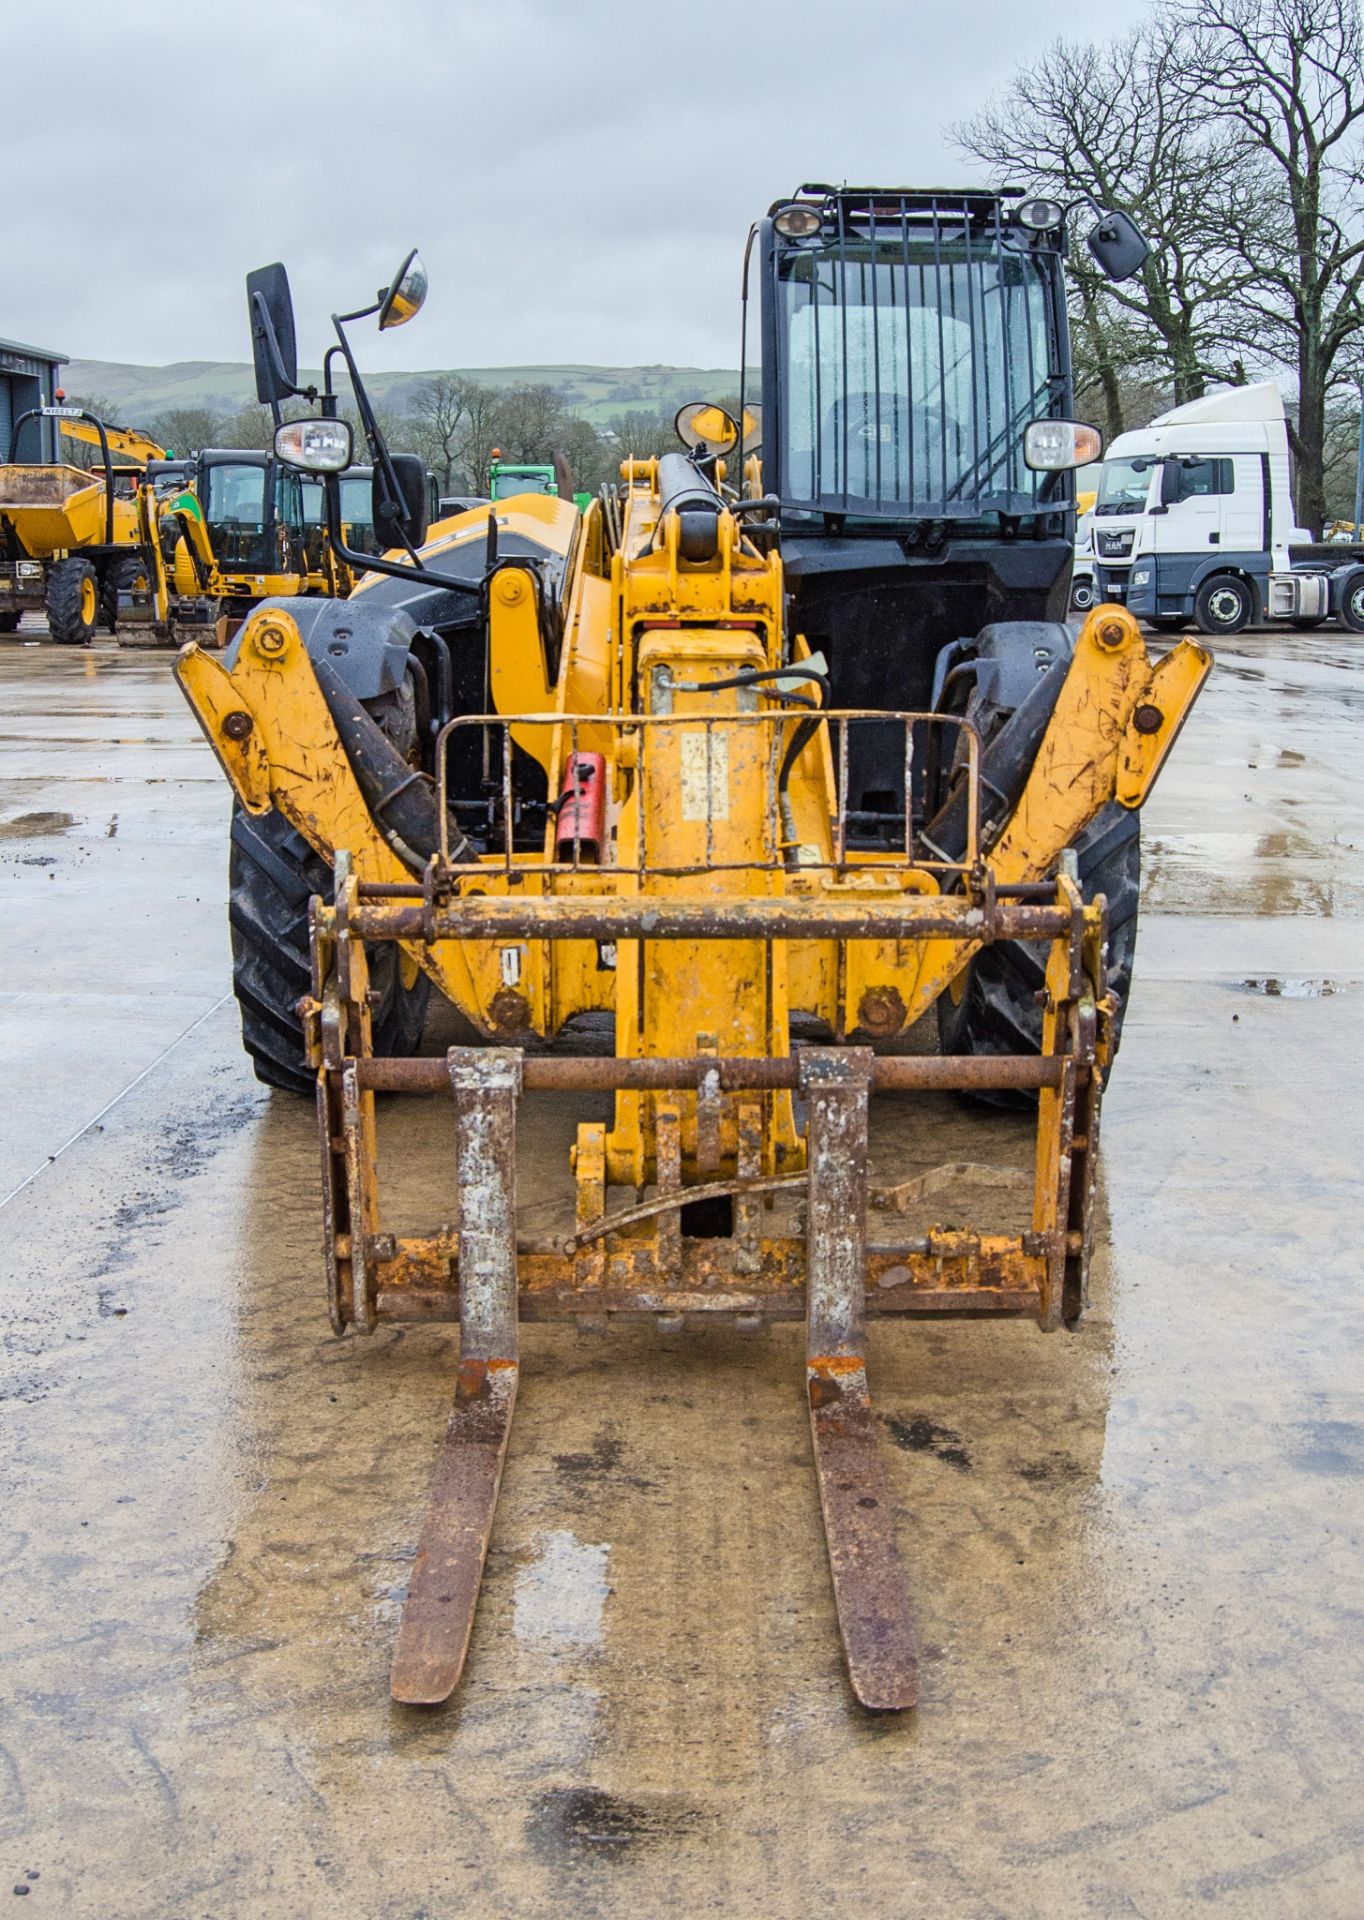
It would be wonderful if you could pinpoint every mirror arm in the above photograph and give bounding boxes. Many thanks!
[335,297,384,326]
[250,292,303,419]
[322,480,459,594]
[328,314,422,563]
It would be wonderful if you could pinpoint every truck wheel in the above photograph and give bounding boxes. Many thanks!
[937,804,1141,1096]
[228,804,429,1094]
[1070,574,1098,613]
[1335,570,1364,632]
[1193,573,1254,636]
[46,558,99,644]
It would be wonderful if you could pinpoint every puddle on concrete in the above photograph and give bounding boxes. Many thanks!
[512,1529,610,1647]
[0,809,75,839]
[1237,976,1348,998]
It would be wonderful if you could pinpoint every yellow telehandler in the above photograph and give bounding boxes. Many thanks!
[177,197,1209,1711]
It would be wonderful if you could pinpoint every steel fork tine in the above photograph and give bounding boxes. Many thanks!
[801,1048,919,1711]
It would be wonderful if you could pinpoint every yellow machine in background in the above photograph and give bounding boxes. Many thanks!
[0,403,380,645]
[0,406,171,640]
[178,199,1209,1712]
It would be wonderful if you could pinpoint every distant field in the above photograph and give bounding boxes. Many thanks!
[63,358,742,427]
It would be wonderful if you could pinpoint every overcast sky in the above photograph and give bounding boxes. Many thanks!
[7,0,1130,373]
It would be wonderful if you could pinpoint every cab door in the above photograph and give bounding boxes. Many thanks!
[1222,455,1265,552]
[201,460,271,573]
[1155,455,1232,557]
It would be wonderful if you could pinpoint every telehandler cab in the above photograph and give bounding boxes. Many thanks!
[177,193,1208,1711]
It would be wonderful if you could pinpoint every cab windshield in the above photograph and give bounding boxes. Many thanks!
[494,470,551,496]
[777,232,1054,515]
[1095,458,1155,515]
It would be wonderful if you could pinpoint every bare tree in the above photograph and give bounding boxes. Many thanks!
[1176,0,1364,532]
[62,391,122,426]
[408,374,476,489]
[146,407,224,456]
[493,383,570,462]
[453,382,508,494]
[557,416,611,494]
[603,409,677,462]
[953,24,1266,418]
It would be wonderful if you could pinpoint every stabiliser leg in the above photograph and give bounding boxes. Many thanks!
[801,1050,919,1711]
[390,1050,522,1705]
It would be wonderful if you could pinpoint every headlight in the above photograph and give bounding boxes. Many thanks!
[274,417,354,473]
[1024,419,1104,471]
[1131,567,1152,586]
[17,560,43,579]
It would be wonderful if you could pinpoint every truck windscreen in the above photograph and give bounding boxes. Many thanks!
[778,235,1053,516]
[1095,459,1155,515]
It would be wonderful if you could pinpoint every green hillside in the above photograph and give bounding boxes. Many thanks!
[63,358,741,428]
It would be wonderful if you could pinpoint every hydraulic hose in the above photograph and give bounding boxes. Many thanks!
[920,655,1071,866]
[312,653,472,871]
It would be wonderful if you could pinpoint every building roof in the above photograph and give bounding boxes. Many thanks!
[0,336,68,366]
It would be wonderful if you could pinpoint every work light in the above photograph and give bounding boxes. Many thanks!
[773,203,822,238]
[1023,419,1103,470]
[1018,198,1064,232]
[274,418,354,474]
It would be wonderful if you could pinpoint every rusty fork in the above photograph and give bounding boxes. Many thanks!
[389,1051,522,1706]
[388,1042,919,1713]
[801,1049,919,1710]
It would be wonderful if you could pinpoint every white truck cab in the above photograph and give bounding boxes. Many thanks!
[1072,382,1313,634]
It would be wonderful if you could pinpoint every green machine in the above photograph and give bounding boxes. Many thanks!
[488,452,591,512]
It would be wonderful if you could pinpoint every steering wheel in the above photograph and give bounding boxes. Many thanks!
[825,391,952,467]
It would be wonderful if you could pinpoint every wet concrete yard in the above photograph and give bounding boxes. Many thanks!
[1,630,1362,1916]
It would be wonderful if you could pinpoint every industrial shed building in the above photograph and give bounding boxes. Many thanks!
[0,337,68,461]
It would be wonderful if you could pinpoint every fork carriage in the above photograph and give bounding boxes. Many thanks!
[305,696,1114,1711]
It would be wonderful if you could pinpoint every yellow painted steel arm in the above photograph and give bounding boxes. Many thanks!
[175,609,485,1019]
[990,607,1210,882]
[872,607,1210,1030]
[60,418,167,465]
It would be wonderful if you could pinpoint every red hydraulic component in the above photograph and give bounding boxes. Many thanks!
[555,752,606,863]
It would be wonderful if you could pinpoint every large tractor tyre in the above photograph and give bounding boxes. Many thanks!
[228,806,430,1094]
[937,803,1141,1094]
[0,610,21,634]
[46,558,100,644]
[1192,572,1254,637]
[227,675,430,1094]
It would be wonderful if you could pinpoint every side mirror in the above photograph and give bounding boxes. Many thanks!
[675,401,763,457]
[378,250,428,331]
[247,263,299,405]
[1160,459,1182,506]
[373,453,429,550]
[1086,209,1150,283]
